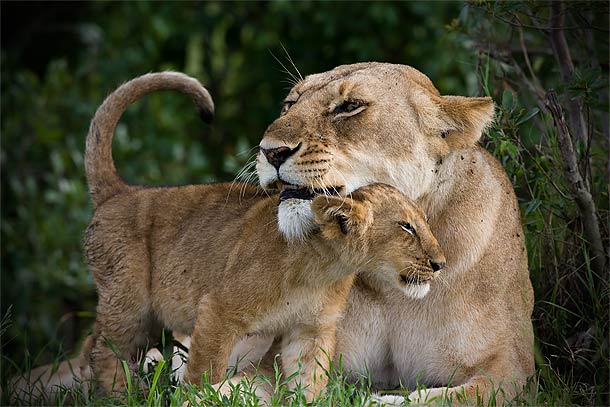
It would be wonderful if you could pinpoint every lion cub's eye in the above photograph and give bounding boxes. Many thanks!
[399,222,416,236]
[332,99,367,118]
[281,101,295,115]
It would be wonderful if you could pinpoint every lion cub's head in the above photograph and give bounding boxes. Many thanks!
[311,183,445,299]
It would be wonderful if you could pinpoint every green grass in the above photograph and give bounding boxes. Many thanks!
[0,341,576,407]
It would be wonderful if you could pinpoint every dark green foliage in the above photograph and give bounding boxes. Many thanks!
[451,2,609,405]
[1,1,608,405]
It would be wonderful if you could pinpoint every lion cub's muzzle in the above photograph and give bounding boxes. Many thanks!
[399,272,435,286]
[398,259,444,286]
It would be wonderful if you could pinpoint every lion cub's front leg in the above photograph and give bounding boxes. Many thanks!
[280,323,337,402]
[184,298,243,385]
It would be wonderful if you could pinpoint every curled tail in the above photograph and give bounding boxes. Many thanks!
[85,72,214,208]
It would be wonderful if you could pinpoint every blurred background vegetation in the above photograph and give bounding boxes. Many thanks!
[1,1,608,405]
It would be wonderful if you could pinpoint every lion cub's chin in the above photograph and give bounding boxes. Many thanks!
[278,198,318,242]
[400,282,431,299]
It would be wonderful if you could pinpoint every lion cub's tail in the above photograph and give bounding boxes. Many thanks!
[85,72,214,208]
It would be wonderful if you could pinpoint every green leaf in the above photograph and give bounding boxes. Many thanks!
[499,140,519,159]
[147,359,166,407]
[516,108,540,126]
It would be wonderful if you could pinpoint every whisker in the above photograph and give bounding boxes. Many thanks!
[280,42,303,81]
[436,272,450,289]
[240,170,259,199]
[236,162,257,181]
[270,50,300,86]
[226,155,258,205]
[281,79,298,88]
[313,176,336,208]
[236,145,260,157]
[328,162,353,204]
[233,155,257,179]
[331,154,361,194]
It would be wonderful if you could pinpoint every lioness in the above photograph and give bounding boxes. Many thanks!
[81,72,445,400]
[250,62,535,404]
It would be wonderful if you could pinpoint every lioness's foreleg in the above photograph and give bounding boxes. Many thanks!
[280,324,336,402]
[184,298,242,385]
[407,375,506,405]
[370,377,505,407]
[407,356,526,405]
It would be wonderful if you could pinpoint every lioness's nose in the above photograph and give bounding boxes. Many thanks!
[430,260,445,271]
[261,144,300,169]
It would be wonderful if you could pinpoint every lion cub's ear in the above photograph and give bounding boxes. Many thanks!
[439,96,495,149]
[311,196,371,240]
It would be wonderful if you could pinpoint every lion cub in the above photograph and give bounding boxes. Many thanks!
[83,73,445,400]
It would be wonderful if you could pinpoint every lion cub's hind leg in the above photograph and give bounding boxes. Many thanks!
[87,245,156,396]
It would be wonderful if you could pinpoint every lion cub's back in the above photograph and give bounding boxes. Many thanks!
[87,182,275,332]
[86,181,269,285]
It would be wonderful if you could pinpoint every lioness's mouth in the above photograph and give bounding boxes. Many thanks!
[277,182,343,202]
[279,187,315,202]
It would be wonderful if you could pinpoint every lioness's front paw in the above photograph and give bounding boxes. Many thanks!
[367,393,406,406]
[408,387,447,404]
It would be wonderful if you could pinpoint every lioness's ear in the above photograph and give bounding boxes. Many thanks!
[311,196,370,240]
[439,96,495,149]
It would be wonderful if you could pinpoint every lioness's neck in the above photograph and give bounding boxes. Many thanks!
[415,146,504,285]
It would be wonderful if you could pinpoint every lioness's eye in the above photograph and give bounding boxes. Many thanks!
[399,222,416,236]
[281,101,294,115]
[333,99,363,115]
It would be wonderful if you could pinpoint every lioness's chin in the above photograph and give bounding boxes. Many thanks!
[277,199,317,242]
[400,282,431,299]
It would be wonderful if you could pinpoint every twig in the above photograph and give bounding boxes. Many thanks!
[516,19,545,93]
[545,91,607,277]
[514,136,571,200]
[549,1,589,147]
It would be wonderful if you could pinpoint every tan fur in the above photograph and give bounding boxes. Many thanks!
[9,336,93,404]
[253,62,534,404]
[79,72,445,401]
[15,63,534,404]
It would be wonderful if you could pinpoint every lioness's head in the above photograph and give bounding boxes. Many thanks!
[258,62,494,239]
[310,183,445,299]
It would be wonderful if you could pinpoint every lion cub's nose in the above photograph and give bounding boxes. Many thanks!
[430,260,445,272]
[261,144,300,169]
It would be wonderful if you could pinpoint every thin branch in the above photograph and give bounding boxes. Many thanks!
[545,91,607,277]
[516,19,545,92]
[549,1,589,146]
[494,13,609,32]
